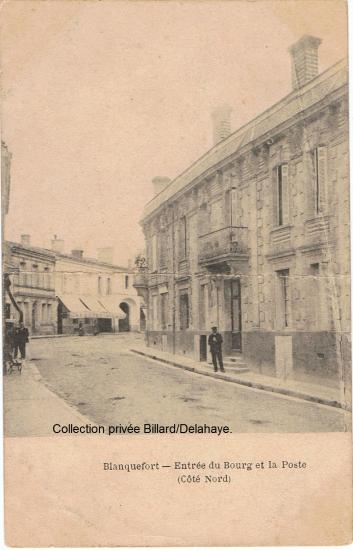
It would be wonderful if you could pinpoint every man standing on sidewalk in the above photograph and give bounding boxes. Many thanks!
[208,326,225,373]
[13,322,29,363]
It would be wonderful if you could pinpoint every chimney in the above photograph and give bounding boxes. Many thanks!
[97,247,114,264]
[71,249,84,260]
[289,35,322,90]
[20,234,30,246]
[51,236,65,254]
[211,104,232,145]
[152,176,171,196]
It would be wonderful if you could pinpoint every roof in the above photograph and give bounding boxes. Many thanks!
[142,58,348,222]
[6,240,129,272]
[54,251,128,272]
[7,241,56,261]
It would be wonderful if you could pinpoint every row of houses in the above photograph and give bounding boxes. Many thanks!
[4,235,144,336]
[134,35,350,389]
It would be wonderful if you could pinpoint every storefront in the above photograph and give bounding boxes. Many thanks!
[57,295,126,335]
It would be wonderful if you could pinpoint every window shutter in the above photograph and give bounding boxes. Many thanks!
[159,231,167,268]
[231,188,237,226]
[151,235,157,271]
[317,146,327,213]
[272,168,278,225]
[281,164,289,225]
[178,217,187,260]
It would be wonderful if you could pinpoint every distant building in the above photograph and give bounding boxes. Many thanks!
[5,236,57,335]
[136,36,350,389]
[52,237,143,335]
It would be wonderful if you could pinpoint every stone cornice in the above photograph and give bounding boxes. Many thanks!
[142,59,347,224]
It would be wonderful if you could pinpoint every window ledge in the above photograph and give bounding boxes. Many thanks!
[270,224,293,234]
[305,214,330,224]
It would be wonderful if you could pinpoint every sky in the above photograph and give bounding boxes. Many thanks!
[1,0,347,265]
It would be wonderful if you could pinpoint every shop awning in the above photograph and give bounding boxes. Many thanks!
[98,296,127,318]
[57,294,126,319]
[58,295,90,316]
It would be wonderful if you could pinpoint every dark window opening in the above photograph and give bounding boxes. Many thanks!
[277,166,283,226]
[179,291,189,330]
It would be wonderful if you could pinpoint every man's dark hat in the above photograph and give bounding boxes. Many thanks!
[211,326,217,329]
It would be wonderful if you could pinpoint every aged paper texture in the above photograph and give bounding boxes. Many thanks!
[1,0,352,546]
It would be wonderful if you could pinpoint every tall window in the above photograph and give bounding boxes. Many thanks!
[230,187,237,226]
[179,290,190,330]
[44,267,50,289]
[125,275,129,289]
[311,146,327,214]
[107,278,111,295]
[179,217,187,260]
[98,276,102,295]
[276,164,289,226]
[151,235,158,272]
[277,269,290,328]
[32,264,39,288]
[159,231,167,268]
[160,292,168,330]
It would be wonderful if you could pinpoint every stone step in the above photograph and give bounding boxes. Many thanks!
[208,357,250,373]
[224,356,245,363]
[224,365,250,374]
[224,360,248,367]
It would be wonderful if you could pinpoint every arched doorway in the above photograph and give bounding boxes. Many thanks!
[119,302,130,332]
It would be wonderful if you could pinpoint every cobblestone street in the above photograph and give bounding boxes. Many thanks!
[10,334,346,434]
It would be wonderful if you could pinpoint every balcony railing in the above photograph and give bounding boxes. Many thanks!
[198,226,248,265]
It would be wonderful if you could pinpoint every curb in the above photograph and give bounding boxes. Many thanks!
[30,334,73,339]
[26,360,93,425]
[130,348,351,412]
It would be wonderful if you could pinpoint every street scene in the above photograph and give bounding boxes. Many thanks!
[2,3,350,436]
[4,334,349,436]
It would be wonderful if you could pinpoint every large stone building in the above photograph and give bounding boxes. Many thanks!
[5,236,57,335]
[136,35,350,389]
[52,238,143,335]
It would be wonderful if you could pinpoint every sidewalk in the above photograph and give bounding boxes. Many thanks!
[3,360,89,437]
[130,345,351,412]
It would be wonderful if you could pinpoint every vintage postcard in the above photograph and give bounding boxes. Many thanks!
[1,0,352,546]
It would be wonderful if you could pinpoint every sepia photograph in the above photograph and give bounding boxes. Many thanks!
[1,0,352,546]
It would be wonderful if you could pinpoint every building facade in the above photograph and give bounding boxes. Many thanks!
[136,36,350,389]
[5,236,57,335]
[52,239,143,335]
